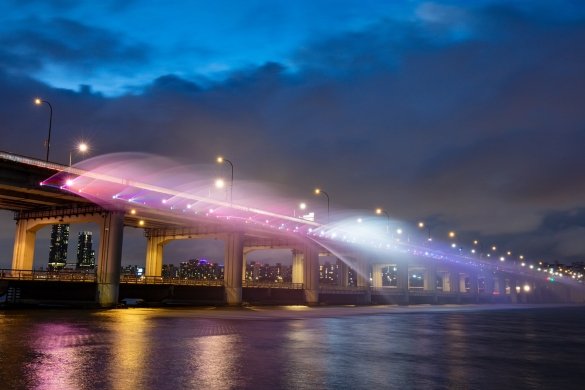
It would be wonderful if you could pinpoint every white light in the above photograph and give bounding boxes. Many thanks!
[500,256,505,262]
[523,284,531,292]
[451,243,456,248]
[65,179,74,186]
[357,218,363,223]
[396,228,403,235]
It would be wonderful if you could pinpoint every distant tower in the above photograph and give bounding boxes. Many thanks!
[76,231,96,269]
[48,224,69,270]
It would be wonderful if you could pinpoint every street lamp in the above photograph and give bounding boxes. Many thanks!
[418,221,432,241]
[216,156,234,203]
[375,208,390,232]
[34,98,53,162]
[314,188,330,223]
[69,142,89,166]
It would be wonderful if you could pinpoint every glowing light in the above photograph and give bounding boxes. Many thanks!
[314,188,321,195]
[451,243,456,248]
[216,156,224,163]
[500,256,505,262]
[529,265,534,269]
[215,178,225,189]
[138,220,145,226]
[65,179,74,186]
[491,245,497,251]
[299,202,306,210]
[78,142,89,153]
[471,249,476,254]
[130,209,136,215]
[396,228,403,235]
[448,231,456,238]
[34,98,42,105]
[507,251,512,256]
[357,218,363,223]
[418,221,424,228]
[521,262,526,267]
[523,284,531,292]
[473,240,479,245]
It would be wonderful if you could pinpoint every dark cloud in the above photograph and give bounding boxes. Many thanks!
[0,17,150,74]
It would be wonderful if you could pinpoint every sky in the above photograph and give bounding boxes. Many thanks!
[1,0,585,267]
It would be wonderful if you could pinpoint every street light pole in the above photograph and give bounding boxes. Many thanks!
[35,98,53,162]
[69,142,89,166]
[217,156,234,203]
[314,188,330,223]
[376,208,390,232]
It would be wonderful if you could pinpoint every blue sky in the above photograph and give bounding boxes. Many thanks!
[1,0,585,266]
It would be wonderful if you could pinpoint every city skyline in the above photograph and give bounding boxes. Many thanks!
[1,1,584,267]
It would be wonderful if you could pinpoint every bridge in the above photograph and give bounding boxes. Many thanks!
[1,151,582,307]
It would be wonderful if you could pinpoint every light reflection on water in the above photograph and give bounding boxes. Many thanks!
[1,306,585,389]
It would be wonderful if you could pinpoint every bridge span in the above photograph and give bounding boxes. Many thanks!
[1,151,583,307]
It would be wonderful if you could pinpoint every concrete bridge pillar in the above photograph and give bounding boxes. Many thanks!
[337,258,349,287]
[449,268,461,303]
[424,261,438,304]
[11,218,39,271]
[356,258,370,288]
[96,211,124,307]
[372,264,383,288]
[292,249,304,285]
[303,245,320,304]
[145,235,165,277]
[224,232,244,305]
[468,271,479,303]
[398,262,410,305]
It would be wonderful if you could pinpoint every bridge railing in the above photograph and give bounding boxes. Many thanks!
[120,276,225,286]
[243,281,304,289]
[0,269,96,282]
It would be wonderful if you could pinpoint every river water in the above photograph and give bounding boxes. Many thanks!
[1,305,584,389]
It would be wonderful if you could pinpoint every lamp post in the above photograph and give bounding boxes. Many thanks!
[314,188,330,223]
[216,156,234,203]
[34,98,53,162]
[294,202,307,217]
[375,208,390,232]
[69,142,89,166]
[418,221,433,241]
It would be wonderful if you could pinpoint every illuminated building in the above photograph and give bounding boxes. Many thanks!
[76,231,95,269]
[48,224,69,270]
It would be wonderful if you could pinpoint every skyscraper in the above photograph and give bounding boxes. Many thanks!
[76,231,95,269]
[48,224,69,270]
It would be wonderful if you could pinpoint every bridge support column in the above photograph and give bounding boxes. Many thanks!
[449,268,461,303]
[337,258,349,287]
[96,211,124,307]
[145,235,165,277]
[12,218,38,271]
[468,271,479,303]
[424,261,438,304]
[398,263,410,305]
[356,258,371,304]
[372,264,383,288]
[292,249,304,285]
[224,232,244,305]
[303,245,319,304]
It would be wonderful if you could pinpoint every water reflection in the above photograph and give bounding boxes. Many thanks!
[188,333,241,389]
[97,310,151,389]
[1,306,584,389]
